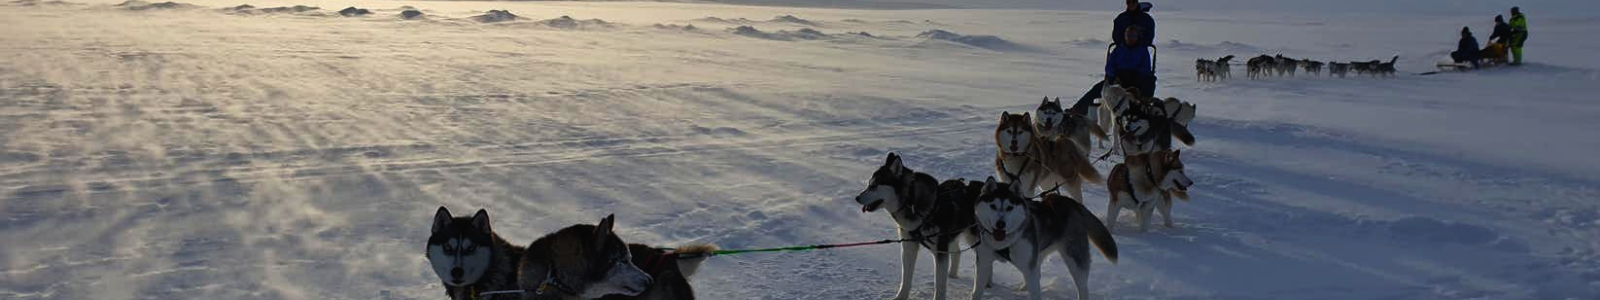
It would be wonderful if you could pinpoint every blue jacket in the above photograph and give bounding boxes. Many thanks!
[1112,11,1155,47]
[1106,44,1153,77]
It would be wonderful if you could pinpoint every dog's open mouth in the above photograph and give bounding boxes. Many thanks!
[991,228,1007,241]
[861,200,884,212]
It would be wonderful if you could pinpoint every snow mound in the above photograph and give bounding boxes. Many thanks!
[916,29,1031,52]
[540,16,611,29]
[653,23,698,31]
[472,10,517,23]
[336,6,369,17]
[730,26,833,41]
[11,0,78,6]
[1161,39,1265,53]
[399,9,423,20]
[769,15,819,26]
[115,0,194,10]
[1063,38,1109,48]
[229,5,318,14]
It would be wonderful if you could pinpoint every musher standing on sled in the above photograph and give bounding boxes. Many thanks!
[1509,7,1529,65]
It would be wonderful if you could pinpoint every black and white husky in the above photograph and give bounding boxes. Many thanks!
[970,177,1118,300]
[855,152,981,300]
[517,214,718,300]
[428,207,527,300]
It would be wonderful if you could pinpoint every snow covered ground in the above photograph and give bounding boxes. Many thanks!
[2,0,1598,299]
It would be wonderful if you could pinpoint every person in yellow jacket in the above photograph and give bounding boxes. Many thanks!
[1509,7,1529,65]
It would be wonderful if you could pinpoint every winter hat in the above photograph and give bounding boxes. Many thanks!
[1495,15,1504,22]
[1462,27,1472,35]
[1512,7,1520,14]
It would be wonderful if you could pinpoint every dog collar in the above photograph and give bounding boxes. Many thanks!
[536,267,581,297]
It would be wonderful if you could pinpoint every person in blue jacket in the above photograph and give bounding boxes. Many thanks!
[1105,25,1156,96]
[1074,25,1157,114]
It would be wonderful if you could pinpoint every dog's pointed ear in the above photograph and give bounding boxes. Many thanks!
[433,206,452,234]
[595,214,616,237]
[884,152,898,166]
[888,153,904,174]
[1000,111,1010,121]
[1021,112,1031,120]
[1041,97,1050,106]
[471,208,491,232]
[1053,97,1061,104]
[982,176,998,194]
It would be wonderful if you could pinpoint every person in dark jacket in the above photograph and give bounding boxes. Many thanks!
[1488,15,1512,44]
[1451,27,1481,69]
[1112,0,1155,47]
[1482,15,1512,63]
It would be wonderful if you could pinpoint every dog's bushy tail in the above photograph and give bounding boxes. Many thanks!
[1048,194,1118,263]
[674,244,718,278]
[1171,122,1196,146]
[1388,55,1399,64]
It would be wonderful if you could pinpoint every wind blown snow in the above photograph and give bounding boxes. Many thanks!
[1,0,1597,300]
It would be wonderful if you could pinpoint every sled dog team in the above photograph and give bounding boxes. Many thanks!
[1241,54,1400,79]
[427,83,1194,300]
[857,84,1196,300]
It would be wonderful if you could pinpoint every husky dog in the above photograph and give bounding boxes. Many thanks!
[1328,62,1351,78]
[855,152,982,300]
[1274,55,1299,77]
[516,215,717,300]
[1034,97,1107,154]
[1350,60,1379,76]
[1195,58,1217,81]
[970,177,1118,300]
[1301,60,1325,75]
[1095,84,1141,152]
[1375,55,1399,77]
[1108,93,1195,158]
[1215,55,1235,80]
[428,207,527,300]
[996,111,1102,202]
[1246,55,1274,79]
[1105,150,1194,232]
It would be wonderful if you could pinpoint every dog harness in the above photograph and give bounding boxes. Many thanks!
[534,267,581,297]
[1122,161,1162,206]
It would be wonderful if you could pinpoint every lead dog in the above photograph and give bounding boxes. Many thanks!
[855,152,981,300]
[971,177,1118,300]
